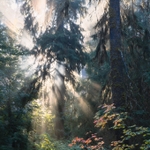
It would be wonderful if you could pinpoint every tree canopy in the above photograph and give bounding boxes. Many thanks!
[0,0,150,149]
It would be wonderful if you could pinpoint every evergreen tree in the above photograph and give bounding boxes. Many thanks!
[0,24,32,150]
[109,0,125,107]
[89,0,125,107]
[20,0,86,139]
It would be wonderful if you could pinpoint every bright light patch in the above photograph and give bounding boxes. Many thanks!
[11,3,17,10]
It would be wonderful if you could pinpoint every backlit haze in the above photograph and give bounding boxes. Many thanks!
[0,0,107,49]
[0,0,106,133]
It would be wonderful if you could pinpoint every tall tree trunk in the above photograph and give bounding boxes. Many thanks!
[52,79,65,139]
[109,0,125,107]
[52,63,66,139]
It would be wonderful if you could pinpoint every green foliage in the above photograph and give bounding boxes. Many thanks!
[2,1,150,150]
[89,0,150,125]
[34,134,55,150]
[119,0,150,127]
[70,103,150,150]
[86,57,110,86]
[54,139,80,150]
[36,23,85,72]
[29,132,77,150]
[0,24,33,150]
[64,78,100,137]
[30,101,55,135]
[94,104,127,129]
[95,104,150,150]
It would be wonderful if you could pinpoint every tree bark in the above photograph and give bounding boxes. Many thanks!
[109,0,125,107]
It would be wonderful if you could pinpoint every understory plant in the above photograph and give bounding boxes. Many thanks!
[69,104,150,150]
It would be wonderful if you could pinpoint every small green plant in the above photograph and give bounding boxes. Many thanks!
[111,125,150,150]
[95,104,150,150]
[34,134,55,150]
[94,104,127,130]
[70,104,150,150]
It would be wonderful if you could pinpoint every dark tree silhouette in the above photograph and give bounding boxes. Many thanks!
[109,0,125,107]
[20,0,86,139]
